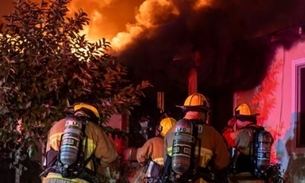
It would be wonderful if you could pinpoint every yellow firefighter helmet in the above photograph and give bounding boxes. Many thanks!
[158,117,177,137]
[73,103,100,124]
[177,93,210,112]
[235,103,251,116]
[234,103,259,122]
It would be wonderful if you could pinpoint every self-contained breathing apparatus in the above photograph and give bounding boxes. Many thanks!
[172,119,197,179]
[56,115,88,178]
[163,119,215,183]
[253,127,274,177]
[40,103,100,183]
[40,116,97,182]
[228,103,274,178]
[163,93,221,183]
[230,125,273,178]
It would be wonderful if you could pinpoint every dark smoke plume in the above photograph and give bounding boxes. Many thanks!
[115,0,305,92]
[1,0,305,93]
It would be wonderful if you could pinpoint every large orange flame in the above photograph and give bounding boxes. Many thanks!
[67,0,213,54]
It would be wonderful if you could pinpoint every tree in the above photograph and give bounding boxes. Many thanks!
[0,0,151,164]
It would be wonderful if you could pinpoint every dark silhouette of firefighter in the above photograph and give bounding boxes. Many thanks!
[163,93,230,183]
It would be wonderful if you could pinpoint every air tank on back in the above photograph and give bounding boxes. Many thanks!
[255,130,273,172]
[171,119,195,176]
[60,116,83,166]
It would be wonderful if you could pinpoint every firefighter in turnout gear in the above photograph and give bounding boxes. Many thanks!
[222,103,259,174]
[136,117,177,183]
[222,103,273,177]
[163,93,230,183]
[223,103,258,155]
[139,116,155,141]
[42,103,118,183]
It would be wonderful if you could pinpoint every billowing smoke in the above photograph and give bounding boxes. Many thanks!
[110,0,305,92]
[1,0,305,92]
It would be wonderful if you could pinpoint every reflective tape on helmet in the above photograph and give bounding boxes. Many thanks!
[74,103,100,119]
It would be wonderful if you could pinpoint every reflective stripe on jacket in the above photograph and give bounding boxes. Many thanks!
[164,123,230,183]
[44,118,118,181]
[42,173,90,183]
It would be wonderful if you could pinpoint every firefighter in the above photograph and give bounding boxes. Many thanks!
[42,103,118,183]
[222,103,272,176]
[163,93,230,183]
[139,116,155,140]
[222,103,258,156]
[136,117,177,183]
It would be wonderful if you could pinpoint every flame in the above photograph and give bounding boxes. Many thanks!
[66,0,213,54]
[67,0,116,43]
[83,10,105,41]
[194,0,213,9]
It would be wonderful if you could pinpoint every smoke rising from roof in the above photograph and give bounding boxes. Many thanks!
[111,0,305,92]
[1,0,305,92]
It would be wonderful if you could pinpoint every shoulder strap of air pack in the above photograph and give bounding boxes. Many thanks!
[78,120,95,172]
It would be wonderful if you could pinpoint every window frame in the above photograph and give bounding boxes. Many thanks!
[292,58,305,148]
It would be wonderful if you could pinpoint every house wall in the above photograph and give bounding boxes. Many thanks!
[234,41,305,182]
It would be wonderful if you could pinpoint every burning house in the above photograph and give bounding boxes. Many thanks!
[2,0,305,182]
[74,0,305,182]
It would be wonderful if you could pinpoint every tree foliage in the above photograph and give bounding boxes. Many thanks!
[0,0,152,161]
